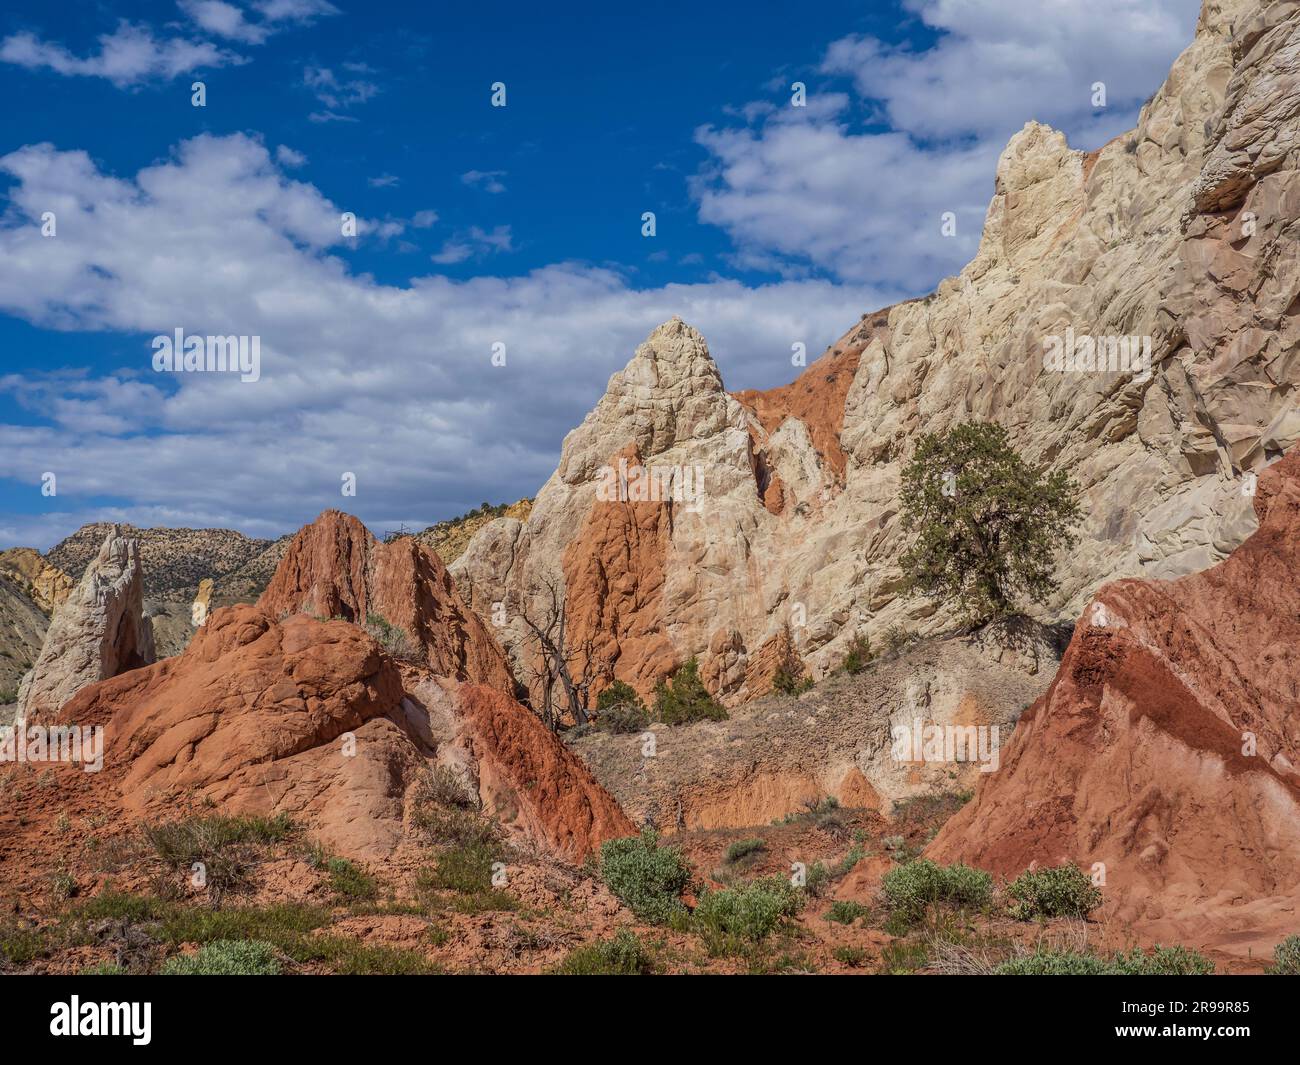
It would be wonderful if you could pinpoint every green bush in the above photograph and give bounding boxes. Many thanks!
[1006,864,1102,920]
[881,859,993,927]
[143,813,295,904]
[1269,934,1300,975]
[161,939,281,975]
[363,613,421,663]
[594,681,651,734]
[599,831,692,924]
[654,659,728,726]
[694,877,803,956]
[724,838,766,864]
[425,840,503,895]
[833,945,868,968]
[325,857,378,901]
[996,945,1213,976]
[551,931,654,975]
[826,900,872,925]
[840,633,873,675]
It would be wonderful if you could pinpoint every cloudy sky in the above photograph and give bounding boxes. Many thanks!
[0,0,1200,549]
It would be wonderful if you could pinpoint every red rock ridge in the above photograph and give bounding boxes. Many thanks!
[259,509,514,692]
[927,449,1300,956]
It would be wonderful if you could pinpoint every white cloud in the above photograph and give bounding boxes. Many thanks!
[0,20,244,86]
[0,135,878,547]
[275,145,308,168]
[368,173,400,188]
[180,0,338,44]
[462,169,508,194]
[304,65,380,112]
[692,0,1200,291]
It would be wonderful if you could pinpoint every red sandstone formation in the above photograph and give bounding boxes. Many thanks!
[259,509,514,691]
[22,512,633,864]
[928,450,1300,958]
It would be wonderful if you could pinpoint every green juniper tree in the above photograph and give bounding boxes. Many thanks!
[899,422,1080,625]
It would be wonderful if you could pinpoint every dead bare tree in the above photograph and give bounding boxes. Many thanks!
[517,579,602,731]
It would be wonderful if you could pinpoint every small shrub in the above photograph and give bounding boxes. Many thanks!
[834,945,868,968]
[879,939,929,974]
[882,625,911,656]
[881,859,992,928]
[159,903,330,950]
[416,806,498,849]
[551,931,654,975]
[600,830,692,924]
[694,877,803,956]
[81,962,127,975]
[325,857,378,901]
[826,900,871,926]
[413,765,477,810]
[772,663,814,696]
[996,945,1214,976]
[804,862,831,897]
[425,840,504,895]
[995,949,1114,976]
[594,680,651,734]
[1269,934,1300,975]
[161,939,281,976]
[74,891,165,923]
[1006,864,1102,920]
[654,659,728,726]
[724,838,766,865]
[144,814,295,903]
[364,613,421,663]
[840,633,873,675]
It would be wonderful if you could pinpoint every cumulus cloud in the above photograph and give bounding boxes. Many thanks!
[0,20,244,86]
[692,0,1200,291]
[180,0,338,45]
[0,136,878,547]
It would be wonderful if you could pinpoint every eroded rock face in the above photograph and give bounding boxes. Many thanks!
[572,622,1060,831]
[454,0,1300,705]
[927,449,1300,958]
[45,518,632,863]
[0,548,73,615]
[259,510,515,692]
[17,527,155,724]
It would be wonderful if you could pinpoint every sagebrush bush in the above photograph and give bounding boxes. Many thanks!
[325,857,378,901]
[724,838,766,864]
[881,859,993,927]
[599,831,692,924]
[996,945,1213,976]
[1269,934,1300,975]
[364,613,422,663]
[693,877,803,956]
[551,931,654,975]
[1005,864,1102,920]
[654,659,728,726]
[161,939,281,976]
[826,900,871,925]
[144,813,295,905]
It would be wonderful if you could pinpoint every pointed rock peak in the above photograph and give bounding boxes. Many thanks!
[994,120,1076,193]
[17,524,154,723]
[258,509,515,690]
[619,317,725,394]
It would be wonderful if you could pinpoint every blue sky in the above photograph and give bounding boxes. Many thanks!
[0,0,1200,548]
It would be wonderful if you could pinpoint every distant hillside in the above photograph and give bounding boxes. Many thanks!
[46,523,282,602]
[414,499,533,564]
